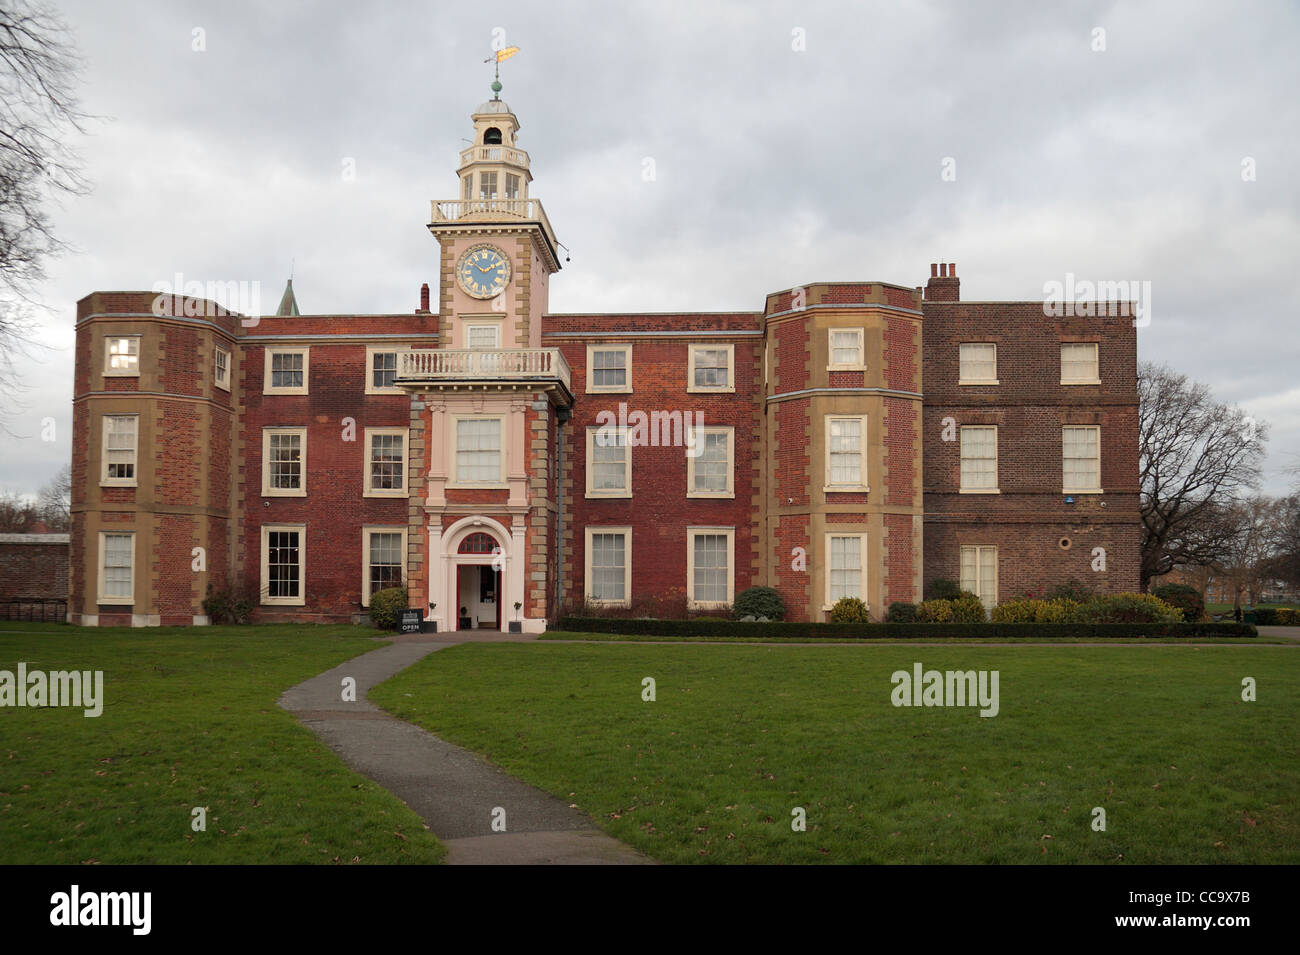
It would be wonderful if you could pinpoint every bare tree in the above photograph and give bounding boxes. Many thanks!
[35,460,67,528]
[0,0,90,396]
[1214,495,1284,609]
[1139,362,1267,590]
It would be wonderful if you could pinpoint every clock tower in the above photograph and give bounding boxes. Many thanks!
[398,83,572,634]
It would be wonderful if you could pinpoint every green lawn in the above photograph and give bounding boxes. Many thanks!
[0,624,444,864]
[371,642,1300,864]
[541,630,1289,644]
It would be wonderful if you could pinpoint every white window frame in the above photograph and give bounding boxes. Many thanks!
[960,544,998,613]
[261,523,306,606]
[1062,425,1103,493]
[959,425,1000,493]
[264,347,309,395]
[585,526,632,607]
[449,415,506,488]
[364,427,408,498]
[361,526,408,607]
[104,335,141,377]
[687,526,735,609]
[827,327,866,371]
[364,346,403,395]
[1060,342,1101,385]
[262,427,308,497]
[464,322,502,350]
[479,170,498,200]
[688,344,735,393]
[585,344,633,394]
[96,531,135,606]
[824,415,869,492]
[686,425,734,498]
[100,414,139,488]
[214,346,231,392]
[585,425,632,498]
[823,532,867,612]
[958,343,998,385]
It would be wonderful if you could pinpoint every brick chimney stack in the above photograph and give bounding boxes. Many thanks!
[417,282,430,313]
[924,262,960,302]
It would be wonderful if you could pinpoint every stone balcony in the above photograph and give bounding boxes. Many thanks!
[429,198,558,252]
[458,143,530,169]
[395,347,572,398]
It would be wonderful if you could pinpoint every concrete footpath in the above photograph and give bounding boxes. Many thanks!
[277,634,653,865]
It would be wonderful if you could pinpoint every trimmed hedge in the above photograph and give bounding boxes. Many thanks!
[552,616,1257,639]
[1250,608,1300,625]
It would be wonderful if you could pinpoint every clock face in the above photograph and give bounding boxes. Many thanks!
[457,244,511,299]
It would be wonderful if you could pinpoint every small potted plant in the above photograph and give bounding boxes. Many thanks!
[509,601,523,633]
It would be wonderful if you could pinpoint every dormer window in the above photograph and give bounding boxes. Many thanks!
[484,127,502,145]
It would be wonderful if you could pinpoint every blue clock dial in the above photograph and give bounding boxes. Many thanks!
[457,244,511,299]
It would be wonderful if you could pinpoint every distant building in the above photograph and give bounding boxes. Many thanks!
[68,89,1141,628]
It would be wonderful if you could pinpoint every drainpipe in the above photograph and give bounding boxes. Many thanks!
[554,405,570,615]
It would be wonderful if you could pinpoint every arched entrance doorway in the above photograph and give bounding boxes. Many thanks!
[456,531,502,630]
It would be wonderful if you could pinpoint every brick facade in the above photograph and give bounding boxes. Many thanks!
[66,100,1141,628]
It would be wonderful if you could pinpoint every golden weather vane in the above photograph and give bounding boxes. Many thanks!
[483,45,520,100]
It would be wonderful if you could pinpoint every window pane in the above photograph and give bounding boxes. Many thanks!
[106,416,137,479]
[829,536,861,602]
[591,349,627,388]
[269,432,302,489]
[591,533,626,601]
[457,419,501,483]
[108,338,138,370]
[1063,427,1099,488]
[693,431,728,492]
[467,326,499,349]
[960,343,996,381]
[271,352,303,388]
[592,430,627,490]
[369,532,403,596]
[267,530,300,598]
[831,331,860,365]
[505,174,519,199]
[829,418,862,485]
[370,433,404,490]
[960,427,997,489]
[372,352,397,388]
[1062,343,1098,381]
[692,534,728,603]
[103,534,133,598]
[479,171,497,200]
[693,349,728,388]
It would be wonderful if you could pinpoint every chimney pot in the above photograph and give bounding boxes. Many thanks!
[949,263,956,276]
[930,263,939,278]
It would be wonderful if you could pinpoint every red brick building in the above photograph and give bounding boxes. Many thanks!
[67,93,1140,628]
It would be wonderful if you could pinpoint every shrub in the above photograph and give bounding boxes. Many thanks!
[369,586,408,630]
[926,578,964,601]
[553,616,1257,639]
[1276,608,1300,625]
[1151,583,1205,622]
[916,599,954,623]
[202,585,255,625]
[1045,579,1096,603]
[732,586,786,621]
[1071,593,1182,624]
[886,601,918,623]
[1252,607,1278,625]
[828,597,870,623]
[992,597,1079,623]
[949,594,987,624]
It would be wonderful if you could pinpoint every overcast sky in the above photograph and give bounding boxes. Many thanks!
[2,0,1297,500]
